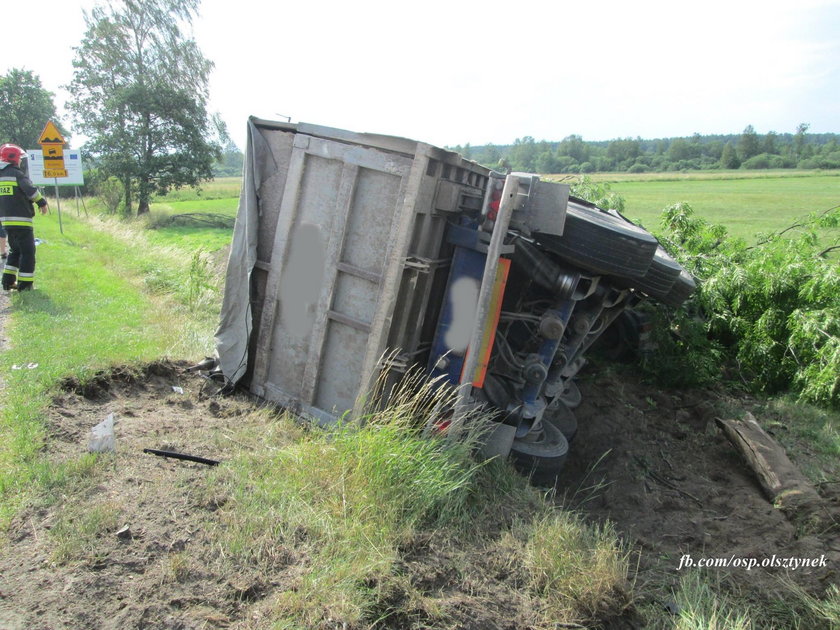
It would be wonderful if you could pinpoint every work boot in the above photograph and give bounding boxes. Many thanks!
[16,282,32,291]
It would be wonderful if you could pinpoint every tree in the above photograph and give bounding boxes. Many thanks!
[667,138,692,162]
[0,69,65,149]
[794,123,810,160]
[475,144,501,167]
[606,138,641,168]
[67,0,222,214]
[763,131,778,155]
[535,151,559,174]
[720,142,740,169]
[508,136,538,172]
[213,140,244,177]
[558,134,589,163]
[737,125,760,162]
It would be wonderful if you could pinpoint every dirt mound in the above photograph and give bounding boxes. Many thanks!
[557,367,840,616]
[0,361,837,629]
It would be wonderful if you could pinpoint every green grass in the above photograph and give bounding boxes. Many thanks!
[143,223,234,252]
[608,174,840,241]
[752,398,840,484]
[522,510,630,624]
[152,176,242,202]
[641,573,840,630]
[143,191,239,253]
[208,379,631,628]
[577,169,839,183]
[545,170,840,242]
[150,197,239,215]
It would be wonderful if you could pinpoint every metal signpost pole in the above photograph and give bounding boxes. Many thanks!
[54,178,63,234]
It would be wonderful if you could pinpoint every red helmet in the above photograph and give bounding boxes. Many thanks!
[0,143,24,166]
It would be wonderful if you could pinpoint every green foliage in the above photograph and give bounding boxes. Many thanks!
[67,0,222,214]
[570,176,625,211]
[656,202,840,407]
[465,125,839,175]
[0,69,66,149]
[720,142,740,169]
[212,140,244,177]
[738,124,761,161]
[96,176,125,215]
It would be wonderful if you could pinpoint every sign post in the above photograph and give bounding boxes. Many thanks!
[37,121,69,234]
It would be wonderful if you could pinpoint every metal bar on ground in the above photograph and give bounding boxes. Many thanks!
[143,448,221,466]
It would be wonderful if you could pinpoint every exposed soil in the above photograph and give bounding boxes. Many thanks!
[559,368,840,618]
[0,360,837,629]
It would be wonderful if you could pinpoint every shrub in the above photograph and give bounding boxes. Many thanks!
[571,176,625,212]
[655,202,840,407]
[96,176,124,215]
[742,153,773,169]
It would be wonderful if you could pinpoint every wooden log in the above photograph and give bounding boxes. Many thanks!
[715,412,826,525]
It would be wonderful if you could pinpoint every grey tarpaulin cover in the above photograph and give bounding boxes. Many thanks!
[214,118,275,384]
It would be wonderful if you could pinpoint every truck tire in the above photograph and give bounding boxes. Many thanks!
[509,417,569,484]
[535,198,658,278]
[615,245,683,297]
[659,269,697,308]
[557,380,582,410]
[545,397,578,440]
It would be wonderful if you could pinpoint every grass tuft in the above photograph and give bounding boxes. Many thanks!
[523,510,631,625]
[49,499,123,565]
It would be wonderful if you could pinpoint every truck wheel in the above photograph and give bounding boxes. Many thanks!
[509,417,569,484]
[557,380,582,410]
[545,397,578,440]
[535,198,658,278]
[659,269,697,308]
[615,245,683,298]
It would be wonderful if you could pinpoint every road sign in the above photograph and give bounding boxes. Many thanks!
[38,120,67,178]
[38,121,65,144]
[27,150,84,186]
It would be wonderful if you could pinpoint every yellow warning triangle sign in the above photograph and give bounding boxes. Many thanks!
[38,120,65,145]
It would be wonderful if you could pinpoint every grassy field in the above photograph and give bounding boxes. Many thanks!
[548,170,840,241]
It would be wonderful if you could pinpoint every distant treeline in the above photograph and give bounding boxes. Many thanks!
[450,125,840,173]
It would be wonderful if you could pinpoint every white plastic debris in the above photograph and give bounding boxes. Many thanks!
[172,386,184,394]
[88,413,116,453]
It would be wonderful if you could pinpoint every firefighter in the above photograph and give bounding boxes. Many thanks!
[0,144,49,291]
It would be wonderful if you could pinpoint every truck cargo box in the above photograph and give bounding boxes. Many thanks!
[216,118,493,423]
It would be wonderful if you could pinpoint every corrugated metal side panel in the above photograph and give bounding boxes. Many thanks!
[251,134,414,417]
[264,154,344,397]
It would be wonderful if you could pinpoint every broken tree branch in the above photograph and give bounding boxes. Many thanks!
[715,412,826,525]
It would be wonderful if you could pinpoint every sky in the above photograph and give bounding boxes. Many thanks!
[5,0,840,152]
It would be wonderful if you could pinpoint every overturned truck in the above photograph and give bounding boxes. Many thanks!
[215,118,696,480]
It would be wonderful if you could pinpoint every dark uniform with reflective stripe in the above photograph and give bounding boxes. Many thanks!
[1,164,47,290]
